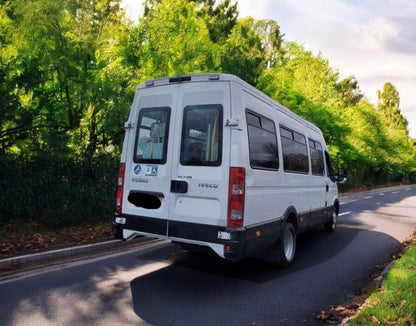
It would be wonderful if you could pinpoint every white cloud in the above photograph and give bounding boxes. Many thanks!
[237,0,273,20]
[360,17,398,50]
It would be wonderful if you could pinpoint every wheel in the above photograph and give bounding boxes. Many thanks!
[324,209,337,232]
[280,222,296,267]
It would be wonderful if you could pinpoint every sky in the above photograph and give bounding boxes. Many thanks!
[122,0,416,138]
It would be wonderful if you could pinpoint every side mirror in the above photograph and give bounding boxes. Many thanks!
[336,168,347,184]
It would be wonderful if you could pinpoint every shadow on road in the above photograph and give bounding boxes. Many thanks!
[130,223,402,326]
[1,186,413,326]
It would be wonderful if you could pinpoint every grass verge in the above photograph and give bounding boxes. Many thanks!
[348,240,416,326]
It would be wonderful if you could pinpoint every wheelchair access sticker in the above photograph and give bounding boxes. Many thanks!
[133,164,141,175]
[145,165,158,176]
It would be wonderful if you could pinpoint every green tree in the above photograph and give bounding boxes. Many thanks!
[220,17,264,85]
[0,0,57,154]
[194,0,238,44]
[135,0,217,81]
[287,43,341,107]
[343,100,390,185]
[377,82,408,132]
[143,0,238,44]
[257,43,366,175]
[336,75,363,107]
[254,19,284,70]
[257,43,345,139]
[0,0,130,156]
[377,82,414,182]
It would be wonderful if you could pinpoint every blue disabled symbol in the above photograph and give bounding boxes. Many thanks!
[134,164,141,175]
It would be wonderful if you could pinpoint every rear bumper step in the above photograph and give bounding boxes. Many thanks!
[113,213,282,262]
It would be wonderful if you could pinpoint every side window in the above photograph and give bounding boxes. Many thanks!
[309,139,325,176]
[246,111,279,170]
[280,126,309,173]
[134,107,170,164]
[180,104,222,166]
[324,151,335,180]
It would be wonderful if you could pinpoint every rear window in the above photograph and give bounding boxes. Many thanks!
[134,107,171,164]
[180,104,223,166]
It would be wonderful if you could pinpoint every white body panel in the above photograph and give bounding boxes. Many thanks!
[114,73,340,262]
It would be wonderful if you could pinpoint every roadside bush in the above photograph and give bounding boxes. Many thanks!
[0,153,119,228]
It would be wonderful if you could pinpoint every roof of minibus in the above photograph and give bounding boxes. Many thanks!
[137,73,323,138]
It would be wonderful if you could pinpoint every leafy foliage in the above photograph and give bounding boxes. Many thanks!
[0,0,415,227]
[257,42,416,187]
[137,0,218,79]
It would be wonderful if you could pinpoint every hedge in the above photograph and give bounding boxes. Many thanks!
[0,153,119,228]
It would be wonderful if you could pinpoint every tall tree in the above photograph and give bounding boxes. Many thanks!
[377,82,408,132]
[194,0,238,44]
[135,0,217,80]
[377,82,414,181]
[144,0,238,44]
[220,17,264,85]
[343,100,391,185]
[0,0,129,156]
[336,75,363,107]
[256,43,353,171]
[254,19,284,70]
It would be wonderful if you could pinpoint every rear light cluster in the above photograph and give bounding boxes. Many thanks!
[115,163,125,214]
[227,167,245,228]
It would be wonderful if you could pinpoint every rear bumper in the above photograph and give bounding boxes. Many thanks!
[112,213,282,262]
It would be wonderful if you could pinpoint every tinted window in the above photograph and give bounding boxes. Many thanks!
[246,111,279,170]
[246,113,261,127]
[280,126,309,173]
[180,104,223,166]
[134,107,170,164]
[309,139,325,175]
[325,151,335,179]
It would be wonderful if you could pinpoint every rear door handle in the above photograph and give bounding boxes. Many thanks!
[171,180,188,193]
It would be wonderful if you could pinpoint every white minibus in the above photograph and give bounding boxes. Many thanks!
[112,73,346,266]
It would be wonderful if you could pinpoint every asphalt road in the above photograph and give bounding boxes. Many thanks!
[1,185,415,326]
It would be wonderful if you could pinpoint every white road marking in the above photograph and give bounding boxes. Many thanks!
[338,212,351,217]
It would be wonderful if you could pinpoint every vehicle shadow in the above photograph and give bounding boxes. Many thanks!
[130,222,402,326]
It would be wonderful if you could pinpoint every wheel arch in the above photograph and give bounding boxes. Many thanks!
[282,205,298,233]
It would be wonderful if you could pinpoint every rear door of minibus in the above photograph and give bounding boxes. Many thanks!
[122,77,231,242]
[167,79,231,243]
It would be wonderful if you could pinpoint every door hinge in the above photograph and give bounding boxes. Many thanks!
[124,122,134,130]
[225,117,239,127]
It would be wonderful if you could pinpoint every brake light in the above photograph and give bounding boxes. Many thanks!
[228,167,245,228]
[116,163,125,214]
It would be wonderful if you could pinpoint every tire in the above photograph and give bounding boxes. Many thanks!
[279,222,296,268]
[324,209,337,232]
